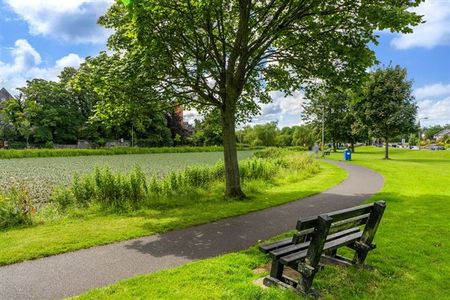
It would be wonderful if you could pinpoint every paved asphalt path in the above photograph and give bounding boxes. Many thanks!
[0,160,383,300]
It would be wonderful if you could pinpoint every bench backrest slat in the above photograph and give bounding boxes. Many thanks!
[296,202,378,231]
[331,213,370,228]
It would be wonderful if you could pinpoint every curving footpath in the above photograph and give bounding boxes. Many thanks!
[0,160,383,300]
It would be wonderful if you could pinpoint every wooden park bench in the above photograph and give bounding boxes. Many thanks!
[259,201,386,297]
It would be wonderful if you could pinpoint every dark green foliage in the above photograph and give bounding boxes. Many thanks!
[189,111,223,146]
[239,123,279,147]
[252,147,287,159]
[303,86,364,151]
[357,66,418,158]
[237,124,316,148]
[0,184,34,229]
[66,167,149,211]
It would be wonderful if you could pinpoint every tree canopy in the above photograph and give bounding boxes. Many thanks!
[358,66,418,159]
[101,0,422,197]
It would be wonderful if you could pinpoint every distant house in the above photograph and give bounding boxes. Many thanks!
[434,129,450,141]
[0,88,14,112]
[0,87,14,103]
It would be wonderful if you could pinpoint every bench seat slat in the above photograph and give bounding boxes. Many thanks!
[269,227,360,259]
[259,238,293,253]
[280,231,363,265]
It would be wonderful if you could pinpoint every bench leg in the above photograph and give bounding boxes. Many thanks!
[269,259,284,280]
[298,215,332,295]
[354,201,386,265]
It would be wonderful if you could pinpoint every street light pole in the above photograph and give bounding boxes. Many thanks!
[321,106,325,157]
[418,117,428,150]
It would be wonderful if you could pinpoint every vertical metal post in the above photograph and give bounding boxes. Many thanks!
[321,106,325,157]
[418,117,428,150]
[418,120,421,150]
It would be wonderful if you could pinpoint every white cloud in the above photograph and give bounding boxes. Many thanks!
[4,0,113,44]
[183,109,202,124]
[249,91,306,127]
[418,97,450,125]
[391,0,450,49]
[0,39,84,93]
[415,83,450,99]
[414,82,450,125]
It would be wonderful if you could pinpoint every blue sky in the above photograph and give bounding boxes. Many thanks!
[0,0,449,126]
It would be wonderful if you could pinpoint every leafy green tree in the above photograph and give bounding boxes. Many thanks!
[0,95,39,147]
[358,66,418,159]
[240,122,278,146]
[102,0,422,197]
[0,97,24,142]
[71,52,173,146]
[303,86,360,151]
[18,79,83,144]
[292,125,316,148]
[16,119,33,148]
[190,110,223,146]
[408,133,418,146]
[276,127,295,147]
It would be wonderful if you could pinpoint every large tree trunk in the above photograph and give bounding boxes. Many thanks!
[384,138,389,159]
[221,107,246,199]
[351,141,355,153]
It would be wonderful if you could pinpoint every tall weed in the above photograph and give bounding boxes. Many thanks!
[0,183,34,229]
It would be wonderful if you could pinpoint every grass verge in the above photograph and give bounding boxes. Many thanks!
[0,160,345,266]
[74,147,450,299]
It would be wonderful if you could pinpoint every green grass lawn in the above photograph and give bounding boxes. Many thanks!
[74,147,450,300]
[0,161,345,266]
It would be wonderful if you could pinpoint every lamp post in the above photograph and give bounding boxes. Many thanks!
[321,106,325,157]
[418,117,428,150]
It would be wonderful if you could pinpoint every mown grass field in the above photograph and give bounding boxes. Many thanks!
[0,153,346,266]
[0,151,254,203]
[74,147,450,300]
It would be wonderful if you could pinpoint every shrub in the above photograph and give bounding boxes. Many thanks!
[44,141,54,149]
[51,187,75,210]
[239,158,278,181]
[0,184,34,229]
[72,173,96,206]
[253,147,287,159]
[67,167,148,210]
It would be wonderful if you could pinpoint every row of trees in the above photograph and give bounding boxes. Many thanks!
[202,65,420,157]
[303,66,418,159]
[0,58,187,148]
[237,123,316,148]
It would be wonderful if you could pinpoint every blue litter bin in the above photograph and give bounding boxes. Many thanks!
[344,149,352,161]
